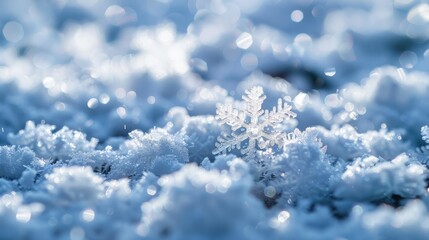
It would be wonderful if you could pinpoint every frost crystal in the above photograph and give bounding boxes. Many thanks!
[421,125,429,144]
[213,86,296,161]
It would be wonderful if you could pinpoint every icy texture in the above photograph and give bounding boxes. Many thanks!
[138,162,265,239]
[8,121,98,160]
[180,115,222,164]
[334,67,429,141]
[268,128,340,205]
[117,128,189,178]
[336,154,427,202]
[314,125,408,161]
[43,166,104,203]
[1,0,429,239]
[0,146,36,180]
[341,201,429,240]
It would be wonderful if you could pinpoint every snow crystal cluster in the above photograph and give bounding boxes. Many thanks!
[1,0,429,239]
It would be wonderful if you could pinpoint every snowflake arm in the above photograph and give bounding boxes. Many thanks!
[262,98,297,126]
[215,103,246,131]
[242,87,265,124]
[241,135,257,161]
[212,132,248,155]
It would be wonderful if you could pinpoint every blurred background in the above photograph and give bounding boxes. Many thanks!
[1,0,429,144]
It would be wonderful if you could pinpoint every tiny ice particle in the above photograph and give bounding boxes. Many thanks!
[55,102,66,111]
[264,186,277,198]
[205,183,216,193]
[399,51,418,69]
[291,10,304,23]
[87,98,99,109]
[277,211,290,222]
[115,88,127,99]
[3,21,24,42]
[407,3,429,25]
[147,96,156,104]
[294,92,309,110]
[43,77,55,89]
[16,206,31,223]
[324,67,336,77]
[82,209,95,222]
[117,107,127,119]
[236,32,253,49]
[99,94,110,104]
[147,185,157,196]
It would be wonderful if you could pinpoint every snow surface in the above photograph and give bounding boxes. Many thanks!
[1,0,429,239]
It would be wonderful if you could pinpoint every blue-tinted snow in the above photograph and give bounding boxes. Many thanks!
[1,0,429,239]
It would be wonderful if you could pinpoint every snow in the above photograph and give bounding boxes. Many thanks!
[1,0,429,239]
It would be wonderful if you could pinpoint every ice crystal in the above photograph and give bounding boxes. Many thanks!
[412,125,429,166]
[213,86,296,161]
[421,126,429,144]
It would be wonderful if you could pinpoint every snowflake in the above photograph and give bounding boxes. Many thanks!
[213,86,296,161]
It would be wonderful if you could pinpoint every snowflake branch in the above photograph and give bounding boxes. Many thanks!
[215,103,246,131]
[212,133,248,155]
[263,98,296,126]
[242,87,266,124]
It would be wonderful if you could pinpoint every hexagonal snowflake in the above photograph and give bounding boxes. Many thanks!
[213,86,296,161]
